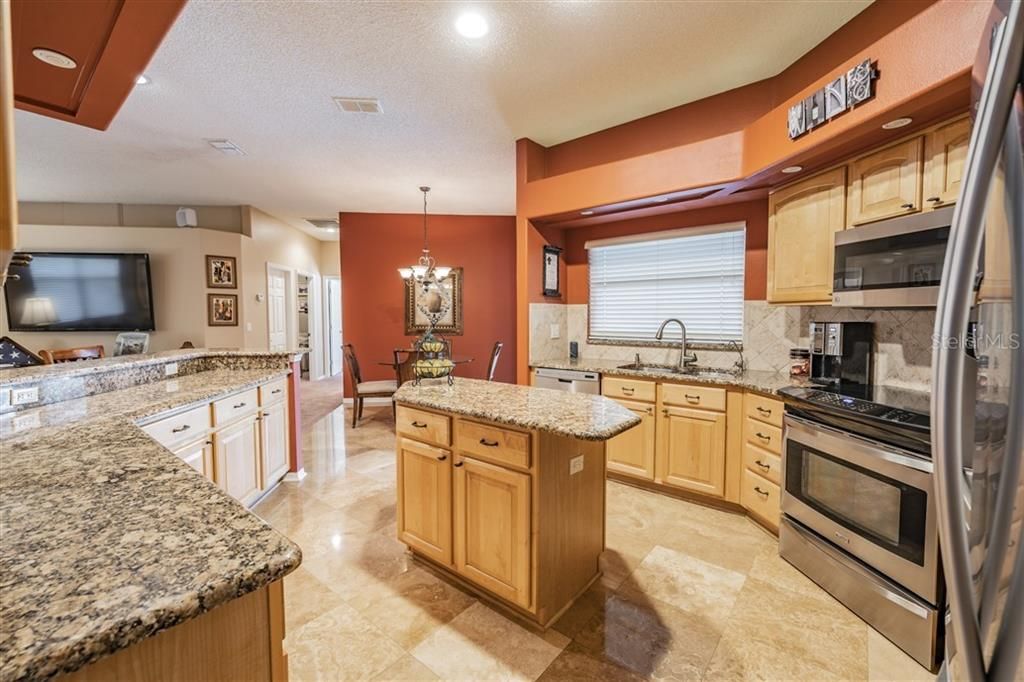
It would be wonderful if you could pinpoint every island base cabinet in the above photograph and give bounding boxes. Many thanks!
[656,406,727,498]
[172,437,214,481]
[605,399,656,481]
[214,415,262,508]
[260,401,290,491]
[454,455,532,610]
[397,438,453,565]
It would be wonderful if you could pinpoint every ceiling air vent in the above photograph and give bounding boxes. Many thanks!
[305,218,339,233]
[333,97,382,114]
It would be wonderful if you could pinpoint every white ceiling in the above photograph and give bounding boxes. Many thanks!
[15,0,872,240]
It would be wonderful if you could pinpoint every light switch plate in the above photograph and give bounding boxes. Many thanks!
[549,324,561,339]
[164,362,179,376]
[10,386,39,406]
[569,455,584,475]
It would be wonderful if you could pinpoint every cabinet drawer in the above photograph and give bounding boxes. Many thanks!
[661,383,726,411]
[743,443,782,486]
[455,420,531,470]
[602,376,656,403]
[396,405,451,446]
[744,416,782,455]
[260,377,288,406]
[213,388,260,426]
[744,393,783,427]
[143,404,212,448]
[740,469,780,530]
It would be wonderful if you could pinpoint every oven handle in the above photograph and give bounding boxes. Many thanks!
[933,4,1024,680]
[783,413,933,474]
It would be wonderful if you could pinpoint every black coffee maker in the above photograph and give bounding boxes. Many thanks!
[809,321,874,387]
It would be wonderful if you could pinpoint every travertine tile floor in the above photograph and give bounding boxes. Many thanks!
[253,397,936,682]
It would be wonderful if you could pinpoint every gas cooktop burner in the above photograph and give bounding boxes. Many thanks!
[779,384,931,432]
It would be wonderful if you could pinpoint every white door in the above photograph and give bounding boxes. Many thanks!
[325,277,342,376]
[268,270,288,351]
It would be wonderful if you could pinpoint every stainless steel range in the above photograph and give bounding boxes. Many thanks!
[777,384,943,671]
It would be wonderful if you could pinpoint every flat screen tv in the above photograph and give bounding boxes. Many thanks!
[4,252,156,332]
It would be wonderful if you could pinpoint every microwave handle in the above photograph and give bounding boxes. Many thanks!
[933,5,1024,680]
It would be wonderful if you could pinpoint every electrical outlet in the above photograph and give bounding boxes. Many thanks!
[569,455,584,475]
[164,362,179,377]
[11,386,39,406]
[246,322,253,332]
[165,380,180,393]
[549,324,561,340]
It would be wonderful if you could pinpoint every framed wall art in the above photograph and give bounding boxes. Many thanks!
[208,293,239,326]
[542,244,562,297]
[404,267,463,335]
[206,255,237,289]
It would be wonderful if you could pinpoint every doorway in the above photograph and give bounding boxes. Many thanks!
[323,276,342,377]
[267,265,290,352]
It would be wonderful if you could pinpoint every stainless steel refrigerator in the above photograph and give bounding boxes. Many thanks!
[933,0,1023,680]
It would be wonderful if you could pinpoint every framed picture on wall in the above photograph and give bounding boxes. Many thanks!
[206,255,237,289]
[405,267,463,335]
[542,245,561,297]
[208,293,239,326]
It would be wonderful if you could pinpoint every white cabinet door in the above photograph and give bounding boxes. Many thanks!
[260,400,289,490]
[214,414,262,507]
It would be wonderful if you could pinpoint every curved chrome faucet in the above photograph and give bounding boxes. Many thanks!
[655,318,698,370]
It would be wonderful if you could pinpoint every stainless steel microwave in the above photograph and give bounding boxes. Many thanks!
[832,206,955,307]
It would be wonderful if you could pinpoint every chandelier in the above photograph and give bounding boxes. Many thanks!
[398,186,451,284]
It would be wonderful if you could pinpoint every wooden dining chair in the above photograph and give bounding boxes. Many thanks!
[393,349,419,387]
[486,341,503,381]
[39,345,105,364]
[343,343,397,428]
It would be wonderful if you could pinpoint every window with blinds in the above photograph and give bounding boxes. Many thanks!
[587,224,745,344]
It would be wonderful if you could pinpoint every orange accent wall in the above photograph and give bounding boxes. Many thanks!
[340,212,517,394]
[562,200,769,304]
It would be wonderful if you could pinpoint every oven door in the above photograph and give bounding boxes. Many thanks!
[782,413,939,602]
[832,208,953,308]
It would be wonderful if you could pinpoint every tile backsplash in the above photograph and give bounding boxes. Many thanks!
[530,301,935,390]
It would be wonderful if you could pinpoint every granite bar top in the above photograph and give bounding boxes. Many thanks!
[0,368,302,682]
[531,357,805,396]
[394,377,640,440]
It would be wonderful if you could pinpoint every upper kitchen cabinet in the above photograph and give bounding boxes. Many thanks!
[847,137,924,226]
[767,167,846,305]
[924,116,971,209]
[10,0,185,131]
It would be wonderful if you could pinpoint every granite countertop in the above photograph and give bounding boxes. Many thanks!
[531,357,805,396]
[394,377,640,440]
[0,369,302,682]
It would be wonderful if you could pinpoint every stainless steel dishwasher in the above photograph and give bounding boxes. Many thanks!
[532,367,600,394]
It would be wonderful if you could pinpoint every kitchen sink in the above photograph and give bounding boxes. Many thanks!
[615,362,741,378]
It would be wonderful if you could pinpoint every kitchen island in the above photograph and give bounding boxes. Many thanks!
[0,350,303,682]
[393,378,638,628]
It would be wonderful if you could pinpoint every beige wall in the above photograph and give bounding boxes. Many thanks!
[319,240,340,277]
[3,210,330,357]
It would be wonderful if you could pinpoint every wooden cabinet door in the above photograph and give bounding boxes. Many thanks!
[213,415,262,507]
[173,437,214,481]
[605,399,656,480]
[848,137,924,226]
[397,438,453,565]
[656,406,727,498]
[924,117,970,209]
[454,456,531,609]
[260,400,290,491]
[767,167,846,304]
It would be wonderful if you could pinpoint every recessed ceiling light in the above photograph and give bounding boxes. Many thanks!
[781,165,803,174]
[580,210,594,216]
[882,117,913,130]
[455,12,488,38]
[135,74,150,85]
[32,48,77,69]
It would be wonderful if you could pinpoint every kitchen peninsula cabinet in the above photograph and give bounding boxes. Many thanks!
[847,136,924,226]
[214,414,263,507]
[394,379,636,628]
[767,166,846,304]
[173,437,215,479]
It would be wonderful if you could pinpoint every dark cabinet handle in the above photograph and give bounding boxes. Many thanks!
[205,440,213,446]
[756,406,772,416]
[411,421,427,428]
[621,387,635,395]
[172,424,191,433]
[754,486,769,498]
[926,196,941,203]
[756,432,771,441]
[271,389,282,394]
[437,454,447,461]
[454,461,464,468]
[233,402,247,409]
[479,438,499,447]
[900,203,915,210]
[754,459,771,471]
[684,394,700,401]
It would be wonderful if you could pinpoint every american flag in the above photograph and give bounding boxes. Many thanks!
[0,336,43,368]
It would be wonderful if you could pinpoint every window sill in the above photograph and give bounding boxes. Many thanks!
[587,337,742,352]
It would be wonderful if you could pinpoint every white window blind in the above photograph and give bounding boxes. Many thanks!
[588,224,745,344]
